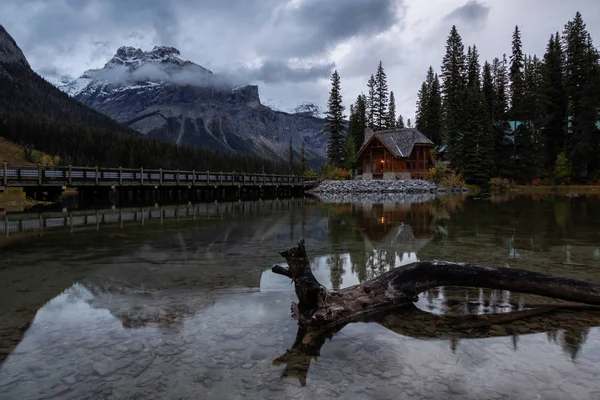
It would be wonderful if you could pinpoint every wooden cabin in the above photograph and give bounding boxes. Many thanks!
[356,128,434,179]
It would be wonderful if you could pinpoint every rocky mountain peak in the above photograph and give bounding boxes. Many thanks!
[0,25,30,68]
[292,102,324,118]
[104,45,211,75]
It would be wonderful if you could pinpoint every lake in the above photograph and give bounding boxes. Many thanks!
[1,193,600,399]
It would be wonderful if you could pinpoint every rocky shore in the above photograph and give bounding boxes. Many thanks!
[309,179,468,194]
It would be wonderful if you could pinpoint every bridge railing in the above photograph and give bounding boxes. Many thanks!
[1,163,318,187]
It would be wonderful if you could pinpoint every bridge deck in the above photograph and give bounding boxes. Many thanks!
[1,164,316,189]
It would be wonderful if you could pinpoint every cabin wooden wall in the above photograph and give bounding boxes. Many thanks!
[358,139,433,177]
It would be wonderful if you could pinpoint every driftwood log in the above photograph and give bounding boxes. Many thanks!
[272,238,600,332]
[271,238,600,385]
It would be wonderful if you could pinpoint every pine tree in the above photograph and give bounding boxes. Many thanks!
[462,47,494,186]
[415,82,429,131]
[288,138,295,173]
[491,54,511,175]
[374,61,389,130]
[366,75,376,129]
[541,32,568,169]
[510,25,525,121]
[354,94,367,151]
[407,118,413,128]
[441,25,467,168]
[386,91,397,129]
[344,135,357,170]
[492,54,510,120]
[397,114,405,128]
[466,45,480,88]
[482,61,494,120]
[425,73,443,144]
[299,141,308,175]
[563,12,600,177]
[323,70,346,167]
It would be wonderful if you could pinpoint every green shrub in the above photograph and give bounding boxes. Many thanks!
[489,177,515,192]
[427,163,465,187]
[553,152,572,185]
[318,163,351,180]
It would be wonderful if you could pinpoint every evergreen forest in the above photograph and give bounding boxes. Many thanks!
[323,12,600,185]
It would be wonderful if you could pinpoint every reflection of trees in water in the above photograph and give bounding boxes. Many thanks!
[276,304,599,386]
[349,251,367,283]
[326,252,345,291]
[547,326,590,360]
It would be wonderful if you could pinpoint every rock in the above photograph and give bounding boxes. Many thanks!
[127,341,144,354]
[92,358,134,376]
[154,345,183,356]
[61,376,78,385]
[0,376,21,388]
[205,369,224,381]
[256,336,278,347]
[224,341,247,351]
[222,329,247,340]
[310,179,469,197]
[490,325,507,335]
[354,385,366,393]
[202,378,214,388]
[329,370,343,384]
[250,351,266,360]
[34,384,71,400]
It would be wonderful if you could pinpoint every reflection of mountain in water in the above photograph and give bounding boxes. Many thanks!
[77,203,330,328]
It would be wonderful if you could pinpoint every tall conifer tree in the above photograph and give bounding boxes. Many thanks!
[366,75,376,129]
[374,61,389,131]
[386,91,397,129]
[396,114,405,128]
[323,70,346,167]
[441,25,467,168]
[426,73,443,144]
[541,32,568,169]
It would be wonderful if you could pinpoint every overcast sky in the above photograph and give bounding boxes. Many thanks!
[3,0,600,120]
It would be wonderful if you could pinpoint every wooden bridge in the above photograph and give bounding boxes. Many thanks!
[0,164,319,202]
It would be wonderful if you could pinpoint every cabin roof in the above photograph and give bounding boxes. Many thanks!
[357,128,434,159]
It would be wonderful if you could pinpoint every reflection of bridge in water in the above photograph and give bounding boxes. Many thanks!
[0,198,315,240]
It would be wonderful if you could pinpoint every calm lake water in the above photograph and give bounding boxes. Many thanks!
[2,193,600,399]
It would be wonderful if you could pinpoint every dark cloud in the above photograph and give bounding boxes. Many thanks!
[444,1,491,27]
[2,0,398,86]
[261,0,401,57]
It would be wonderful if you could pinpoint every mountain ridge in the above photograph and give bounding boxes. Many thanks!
[0,25,287,173]
[55,45,328,168]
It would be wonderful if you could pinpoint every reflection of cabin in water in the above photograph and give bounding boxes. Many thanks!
[357,202,433,254]
[356,128,434,180]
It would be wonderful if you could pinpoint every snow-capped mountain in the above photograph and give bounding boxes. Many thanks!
[55,46,328,167]
[291,102,325,119]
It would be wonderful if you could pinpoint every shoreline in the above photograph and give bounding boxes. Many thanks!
[309,179,469,194]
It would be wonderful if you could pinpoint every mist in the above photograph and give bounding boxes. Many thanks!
[81,57,333,90]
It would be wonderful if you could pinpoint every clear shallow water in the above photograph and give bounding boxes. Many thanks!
[1,194,600,399]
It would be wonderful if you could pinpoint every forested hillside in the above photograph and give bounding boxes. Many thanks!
[0,26,287,173]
